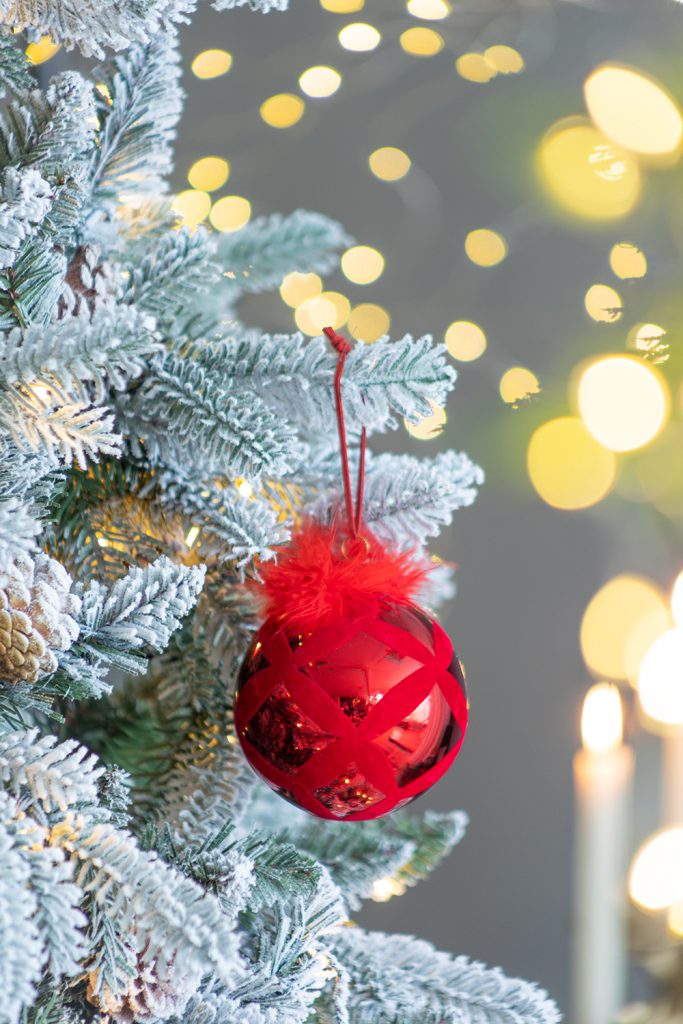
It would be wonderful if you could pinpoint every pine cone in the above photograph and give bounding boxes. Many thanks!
[0,553,80,684]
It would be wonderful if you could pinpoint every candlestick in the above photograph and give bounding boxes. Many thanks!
[572,683,634,1024]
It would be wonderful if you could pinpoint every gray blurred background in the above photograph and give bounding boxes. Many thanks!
[166,0,683,1014]
[60,0,683,1014]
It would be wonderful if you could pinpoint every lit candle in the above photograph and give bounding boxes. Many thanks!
[572,683,634,1024]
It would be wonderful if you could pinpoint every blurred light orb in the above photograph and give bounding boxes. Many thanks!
[341,245,385,285]
[610,242,647,279]
[321,0,364,10]
[400,27,444,56]
[295,295,340,336]
[192,49,232,79]
[581,683,623,754]
[624,607,673,688]
[465,228,507,267]
[584,283,622,323]
[538,118,640,220]
[581,574,667,681]
[445,321,487,362]
[628,322,668,362]
[404,400,447,440]
[630,828,683,911]
[209,196,251,232]
[320,290,351,326]
[280,272,323,308]
[499,367,540,405]
[638,628,683,726]
[338,23,381,51]
[26,36,60,65]
[668,901,683,937]
[578,355,668,452]
[299,66,342,98]
[260,93,305,128]
[188,156,229,192]
[456,53,497,84]
[348,303,390,342]
[527,417,616,511]
[371,876,407,902]
[171,189,211,227]
[672,572,683,627]
[407,0,451,19]
[484,45,524,74]
[369,146,411,181]
[584,65,683,157]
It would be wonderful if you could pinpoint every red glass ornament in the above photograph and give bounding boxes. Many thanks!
[234,600,468,821]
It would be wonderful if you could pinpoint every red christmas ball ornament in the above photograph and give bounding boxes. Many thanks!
[234,328,469,821]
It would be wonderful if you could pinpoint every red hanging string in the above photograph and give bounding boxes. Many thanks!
[323,327,367,539]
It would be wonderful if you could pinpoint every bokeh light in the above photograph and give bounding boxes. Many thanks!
[295,295,340,336]
[338,23,381,51]
[444,321,487,362]
[584,65,683,157]
[581,683,623,754]
[538,117,640,220]
[400,27,444,56]
[209,196,251,232]
[280,272,323,308]
[671,571,683,627]
[464,228,507,267]
[191,49,232,79]
[171,189,211,227]
[638,628,683,726]
[321,0,364,10]
[628,322,668,362]
[578,355,668,452]
[26,36,60,65]
[260,94,305,128]
[610,242,647,279]
[668,901,683,938]
[527,417,616,511]
[369,147,411,181]
[485,45,524,74]
[404,400,447,440]
[341,245,385,285]
[188,157,229,192]
[348,303,390,342]
[320,291,351,326]
[629,828,683,911]
[580,574,668,680]
[584,283,622,323]
[299,66,342,98]
[499,367,540,405]
[456,53,497,84]
[407,0,451,19]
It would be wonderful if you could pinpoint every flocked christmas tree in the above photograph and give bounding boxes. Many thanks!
[0,3,560,1022]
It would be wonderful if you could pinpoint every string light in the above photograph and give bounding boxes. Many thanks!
[400,27,444,56]
[538,117,640,220]
[499,367,540,405]
[584,65,683,157]
[464,228,507,267]
[584,284,622,323]
[580,574,668,680]
[407,0,450,18]
[341,246,384,285]
[25,36,60,64]
[578,355,668,452]
[484,45,524,74]
[294,294,348,336]
[191,49,232,79]
[299,66,342,98]
[171,189,211,227]
[404,400,447,440]
[369,147,411,181]
[209,196,251,232]
[610,242,647,279]
[628,322,668,362]
[260,94,305,128]
[444,321,487,362]
[527,417,616,511]
[185,526,200,548]
[187,157,229,192]
[321,0,364,10]
[671,571,683,627]
[638,628,683,726]
[280,272,323,308]
[629,828,683,911]
[348,303,390,342]
[456,53,496,84]
[338,23,381,51]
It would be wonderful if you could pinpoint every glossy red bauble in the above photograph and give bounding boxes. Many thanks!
[234,600,468,821]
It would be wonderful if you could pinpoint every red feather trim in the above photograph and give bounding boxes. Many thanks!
[256,522,430,635]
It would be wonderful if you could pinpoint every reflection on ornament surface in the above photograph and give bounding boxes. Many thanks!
[235,601,467,820]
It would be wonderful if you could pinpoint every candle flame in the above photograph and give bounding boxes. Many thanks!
[581,682,623,753]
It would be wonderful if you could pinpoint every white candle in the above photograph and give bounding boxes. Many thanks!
[572,683,634,1024]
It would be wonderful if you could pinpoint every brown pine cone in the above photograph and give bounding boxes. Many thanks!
[0,553,80,684]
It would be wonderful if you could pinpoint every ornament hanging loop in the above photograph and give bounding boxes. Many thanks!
[323,326,367,542]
